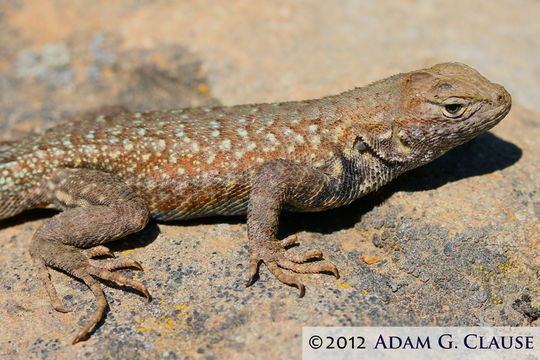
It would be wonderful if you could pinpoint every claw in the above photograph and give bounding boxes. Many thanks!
[246,256,261,287]
[298,282,305,298]
[133,261,144,271]
[53,303,71,313]
[329,264,340,279]
[144,289,152,303]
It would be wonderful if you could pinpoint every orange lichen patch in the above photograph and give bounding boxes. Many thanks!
[197,83,210,95]
[360,255,380,265]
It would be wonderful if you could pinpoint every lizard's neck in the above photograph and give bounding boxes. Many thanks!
[312,81,408,205]
[339,148,406,206]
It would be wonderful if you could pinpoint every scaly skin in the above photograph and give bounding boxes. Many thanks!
[0,63,511,343]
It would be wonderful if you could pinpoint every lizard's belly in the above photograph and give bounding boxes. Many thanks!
[128,170,254,221]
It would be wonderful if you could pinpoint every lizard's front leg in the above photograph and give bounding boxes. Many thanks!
[246,160,339,297]
[29,168,151,344]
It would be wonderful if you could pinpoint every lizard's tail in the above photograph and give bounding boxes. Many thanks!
[0,139,48,220]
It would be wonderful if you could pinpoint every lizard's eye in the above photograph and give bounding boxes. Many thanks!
[441,101,467,118]
[445,104,462,114]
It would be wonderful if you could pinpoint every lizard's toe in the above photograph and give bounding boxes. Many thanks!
[70,272,108,344]
[281,234,298,247]
[89,257,144,271]
[284,249,323,263]
[33,257,71,313]
[86,266,151,301]
[277,258,340,279]
[82,245,115,259]
[267,261,305,297]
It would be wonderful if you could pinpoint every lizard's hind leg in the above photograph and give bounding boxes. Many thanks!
[29,168,151,344]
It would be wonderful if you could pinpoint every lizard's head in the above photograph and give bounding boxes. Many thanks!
[357,62,511,168]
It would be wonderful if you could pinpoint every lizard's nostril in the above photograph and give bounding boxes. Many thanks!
[492,84,510,105]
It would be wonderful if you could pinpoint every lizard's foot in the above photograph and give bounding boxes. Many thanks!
[30,243,150,344]
[246,234,340,297]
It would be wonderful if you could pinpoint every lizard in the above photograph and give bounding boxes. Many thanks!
[0,62,511,343]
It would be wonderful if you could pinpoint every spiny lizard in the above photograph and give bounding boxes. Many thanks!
[0,63,511,343]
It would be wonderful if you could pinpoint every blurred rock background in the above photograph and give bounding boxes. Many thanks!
[0,1,538,359]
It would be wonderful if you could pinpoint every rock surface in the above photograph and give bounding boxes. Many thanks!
[0,1,538,359]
